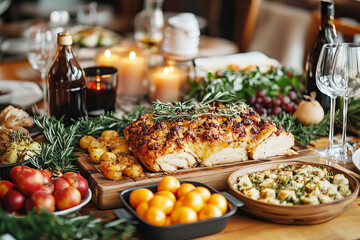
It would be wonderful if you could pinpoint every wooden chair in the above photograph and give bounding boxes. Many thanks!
[304,10,360,69]
[232,0,262,52]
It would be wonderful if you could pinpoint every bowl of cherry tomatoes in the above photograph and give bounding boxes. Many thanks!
[115,176,243,240]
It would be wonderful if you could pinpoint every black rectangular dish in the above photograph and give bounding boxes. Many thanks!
[115,181,243,240]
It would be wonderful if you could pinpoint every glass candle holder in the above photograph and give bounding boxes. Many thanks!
[84,66,117,117]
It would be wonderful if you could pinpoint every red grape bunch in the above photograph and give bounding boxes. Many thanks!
[246,91,303,116]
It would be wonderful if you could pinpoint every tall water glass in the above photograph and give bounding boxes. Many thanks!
[315,43,339,160]
[27,27,56,116]
[331,43,360,162]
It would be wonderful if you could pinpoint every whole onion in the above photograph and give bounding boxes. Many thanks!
[294,92,324,126]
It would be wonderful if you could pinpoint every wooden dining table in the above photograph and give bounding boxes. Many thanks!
[1,60,360,240]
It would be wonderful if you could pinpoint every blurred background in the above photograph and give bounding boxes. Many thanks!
[0,0,359,71]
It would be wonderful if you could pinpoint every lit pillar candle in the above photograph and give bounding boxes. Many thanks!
[96,49,147,96]
[117,51,147,95]
[96,49,121,67]
[147,65,187,102]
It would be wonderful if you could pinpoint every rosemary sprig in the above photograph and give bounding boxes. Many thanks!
[0,209,136,240]
[33,116,79,172]
[32,109,146,173]
[75,107,146,138]
[151,99,246,122]
[268,112,331,145]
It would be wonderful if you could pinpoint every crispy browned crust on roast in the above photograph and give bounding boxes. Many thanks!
[123,107,294,172]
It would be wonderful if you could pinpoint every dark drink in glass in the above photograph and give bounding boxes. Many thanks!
[84,67,118,117]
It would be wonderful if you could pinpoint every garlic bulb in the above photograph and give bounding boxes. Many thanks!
[293,92,324,126]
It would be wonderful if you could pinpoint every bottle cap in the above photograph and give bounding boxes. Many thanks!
[57,32,73,46]
[320,1,334,18]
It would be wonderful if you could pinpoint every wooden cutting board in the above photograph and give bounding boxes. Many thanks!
[77,143,320,210]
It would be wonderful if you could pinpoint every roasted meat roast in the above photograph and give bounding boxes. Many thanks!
[124,105,294,172]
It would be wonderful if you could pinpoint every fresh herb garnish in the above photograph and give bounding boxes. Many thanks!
[151,98,246,123]
[0,209,135,240]
[32,109,145,173]
[268,112,330,145]
[186,66,304,102]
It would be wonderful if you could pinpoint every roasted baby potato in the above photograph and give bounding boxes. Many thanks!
[79,135,96,150]
[87,140,108,153]
[89,147,107,164]
[109,137,131,155]
[100,160,125,180]
[99,151,117,162]
[98,130,119,143]
[123,164,144,178]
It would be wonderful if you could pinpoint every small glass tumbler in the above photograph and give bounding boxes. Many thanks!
[84,66,117,117]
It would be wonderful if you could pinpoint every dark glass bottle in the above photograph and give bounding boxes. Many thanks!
[306,0,337,112]
[48,32,87,125]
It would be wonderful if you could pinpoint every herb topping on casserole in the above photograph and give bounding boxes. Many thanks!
[234,164,352,205]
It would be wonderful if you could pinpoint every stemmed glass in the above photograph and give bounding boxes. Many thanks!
[27,26,56,116]
[315,43,339,160]
[331,43,360,162]
[134,0,164,54]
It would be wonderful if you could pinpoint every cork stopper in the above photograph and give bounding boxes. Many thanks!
[57,32,73,46]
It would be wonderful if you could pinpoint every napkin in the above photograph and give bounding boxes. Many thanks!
[0,80,42,107]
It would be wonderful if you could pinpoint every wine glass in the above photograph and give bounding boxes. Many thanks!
[315,43,339,160]
[134,0,164,54]
[331,43,360,162]
[27,26,56,116]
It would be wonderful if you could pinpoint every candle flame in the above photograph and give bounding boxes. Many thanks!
[96,75,101,91]
[163,67,169,75]
[129,51,136,60]
[169,66,174,72]
[105,50,111,58]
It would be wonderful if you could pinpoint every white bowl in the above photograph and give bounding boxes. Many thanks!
[54,188,92,216]
[352,149,360,173]
[0,89,13,103]
[9,188,92,217]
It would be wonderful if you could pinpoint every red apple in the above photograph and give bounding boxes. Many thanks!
[52,178,70,192]
[3,189,25,212]
[15,168,44,196]
[62,172,88,199]
[0,180,15,202]
[26,191,55,213]
[9,165,30,182]
[38,183,55,195]
[39,170,52,185]
[54,186,81,210]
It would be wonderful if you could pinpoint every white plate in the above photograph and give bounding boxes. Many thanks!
[0,80,42,107]
[54,188,92,216]
[195,51,280,73]
[352,149,360,173]
[1,38,28,54]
